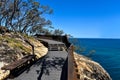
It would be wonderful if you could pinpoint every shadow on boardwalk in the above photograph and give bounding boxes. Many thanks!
[7,52,68,80]
[37,55,66,80]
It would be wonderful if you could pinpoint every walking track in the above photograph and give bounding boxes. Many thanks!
[8,39,68,80]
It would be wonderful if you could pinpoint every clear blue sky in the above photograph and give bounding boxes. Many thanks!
[40,0,120,38]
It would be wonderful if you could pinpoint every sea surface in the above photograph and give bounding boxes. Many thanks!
[69,38,120,80]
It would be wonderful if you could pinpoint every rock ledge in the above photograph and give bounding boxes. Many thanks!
[74,52,112,80]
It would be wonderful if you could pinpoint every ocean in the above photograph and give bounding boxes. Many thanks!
[69,38,120,80]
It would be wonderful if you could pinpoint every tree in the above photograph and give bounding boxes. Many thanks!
[0,0,54,55]
[53,29,64,36]
[0,0,53,34]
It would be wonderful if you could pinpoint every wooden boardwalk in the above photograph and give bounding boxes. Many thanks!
[8,39,68,80]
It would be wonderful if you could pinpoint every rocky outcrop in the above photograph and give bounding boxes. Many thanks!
[0,32,48,80]
[0,62,10,80]
[74,52,112,80]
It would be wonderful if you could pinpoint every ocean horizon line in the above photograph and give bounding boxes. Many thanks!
[70,37,120,39]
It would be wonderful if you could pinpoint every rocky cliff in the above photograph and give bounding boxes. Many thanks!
[74,52,112,80]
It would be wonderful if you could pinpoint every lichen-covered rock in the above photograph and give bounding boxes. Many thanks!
[74,52,112,80]
[0,62,10,80]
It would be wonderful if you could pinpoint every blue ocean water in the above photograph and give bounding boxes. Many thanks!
[69,38,120,80]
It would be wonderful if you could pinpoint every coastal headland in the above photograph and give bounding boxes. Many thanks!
[0,32,112,80]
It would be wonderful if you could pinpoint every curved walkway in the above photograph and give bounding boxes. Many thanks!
[8,39,68,80]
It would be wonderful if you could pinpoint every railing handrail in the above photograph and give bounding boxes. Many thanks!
[68,45,77,80]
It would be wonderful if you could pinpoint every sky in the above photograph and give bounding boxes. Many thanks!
[40,0,120,38]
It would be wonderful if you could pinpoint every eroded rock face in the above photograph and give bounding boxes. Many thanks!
[74,52,112,80]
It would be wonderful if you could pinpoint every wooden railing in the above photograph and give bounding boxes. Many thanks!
[68,45,77,80]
